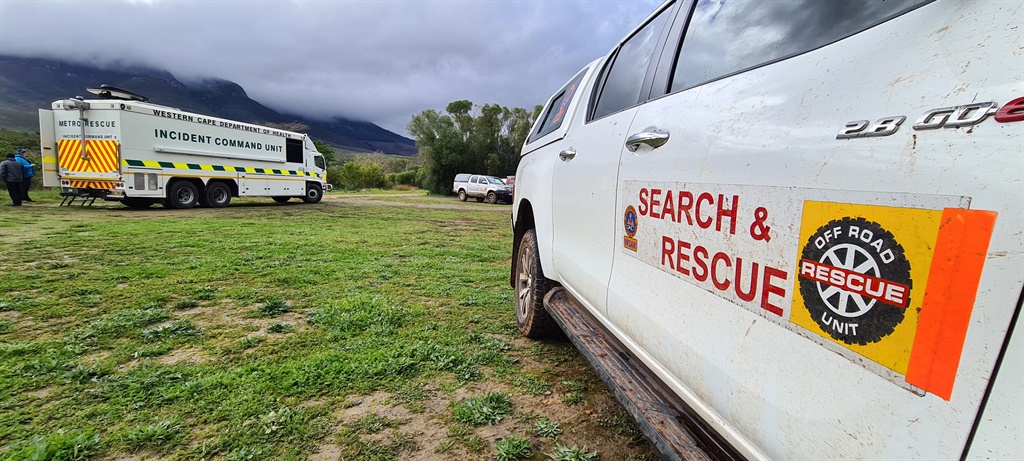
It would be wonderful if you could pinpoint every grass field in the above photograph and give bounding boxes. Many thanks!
[0,190,655,460]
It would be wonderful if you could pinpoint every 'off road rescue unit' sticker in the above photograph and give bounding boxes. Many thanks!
[619,181,996,400]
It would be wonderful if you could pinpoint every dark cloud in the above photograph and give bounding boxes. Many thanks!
[0,0,661,135]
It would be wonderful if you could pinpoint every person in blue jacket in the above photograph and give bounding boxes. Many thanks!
[14,149,35,202]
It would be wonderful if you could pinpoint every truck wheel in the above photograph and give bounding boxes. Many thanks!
[165,181,199,209]
[121,197,154,209]
[206,181,231,208]
[458,189,467,201]
[272,196,291,203]
[302,183,323,203]
[516,229,559,338]
[487,191,497,204]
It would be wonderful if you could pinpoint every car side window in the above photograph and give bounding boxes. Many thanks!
[590,5,674,121]
[529,68,589,144]
[670,0,931,93]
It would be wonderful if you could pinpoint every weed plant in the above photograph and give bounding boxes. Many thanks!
[257,298,290,317]
[494,435,532,460]
[453,392,513,426]
[548,443,600,461]
[534,418,562,438]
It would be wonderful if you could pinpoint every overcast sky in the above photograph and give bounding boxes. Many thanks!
[0,0,661,137]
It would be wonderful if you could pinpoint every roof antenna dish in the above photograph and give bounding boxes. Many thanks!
[86,84,149,102]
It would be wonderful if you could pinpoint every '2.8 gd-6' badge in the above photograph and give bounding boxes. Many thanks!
[798,217,912,346]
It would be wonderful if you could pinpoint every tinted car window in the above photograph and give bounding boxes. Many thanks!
[529,68,589,143]
[671,0,930,92]
[591,5,673,120]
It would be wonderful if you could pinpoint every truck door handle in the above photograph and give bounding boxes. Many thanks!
[625,130,670,152]
[559,148,576,161]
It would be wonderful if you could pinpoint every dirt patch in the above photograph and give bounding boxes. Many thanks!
[308,443,344,461]
[327,390,455,460]
[79,350,112,367]
[310,373,655,461]
[25,386,55,400]
[181,302,242,330]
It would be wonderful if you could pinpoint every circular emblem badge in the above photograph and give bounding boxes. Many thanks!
[624,206,638,238]
[798,217,912,346]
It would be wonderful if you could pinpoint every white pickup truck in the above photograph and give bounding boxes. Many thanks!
[511,1,1023,460]
[452,173,513,204]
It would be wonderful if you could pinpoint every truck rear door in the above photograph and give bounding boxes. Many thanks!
[37,109,59,188]
[52,107,121,185]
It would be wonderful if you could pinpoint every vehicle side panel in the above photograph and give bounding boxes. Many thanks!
[607,1,1022,458]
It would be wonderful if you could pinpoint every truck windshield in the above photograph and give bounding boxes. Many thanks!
[314,156,325,170]
[487,177,506,185]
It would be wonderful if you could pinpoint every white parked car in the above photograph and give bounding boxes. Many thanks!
[511,1,1023,459]
[452,173,513,204]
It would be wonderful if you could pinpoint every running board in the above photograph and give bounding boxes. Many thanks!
[543,288,743,461]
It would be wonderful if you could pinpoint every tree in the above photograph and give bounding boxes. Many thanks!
[407,101,539,195]
[312,139,337,164]
[337,160,389,190]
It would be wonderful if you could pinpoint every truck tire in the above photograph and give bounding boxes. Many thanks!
[121,197,154,209]
[487,191,497,204]
[302,183,323,204]
[272,196,291,203]
[458,189,467,201]
[206,181,231,208]
[165,181,199,209]
[515,229,559,338]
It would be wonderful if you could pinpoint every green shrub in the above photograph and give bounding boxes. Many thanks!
[172,299,198,309]
[4,430,101,461]
[141,320,199,340]
[267,322,293,334]
[494,436,531,460]
[453,392,512,426]
[391,168,421,188]
[547,443,599,461]
[257,298,290,317]
[337,160,390,190]
[533,418,561,438]
[120,419,184,452]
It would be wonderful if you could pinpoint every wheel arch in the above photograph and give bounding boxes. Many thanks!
[211,178,239,197]
[167,177,205,195]
[511,198,558,288]
[511,199,536,286]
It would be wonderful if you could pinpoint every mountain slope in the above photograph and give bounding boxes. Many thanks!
[0,55,417,156]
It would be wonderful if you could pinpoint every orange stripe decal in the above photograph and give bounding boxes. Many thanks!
[57,140,119,174]
[905,208,997,400]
